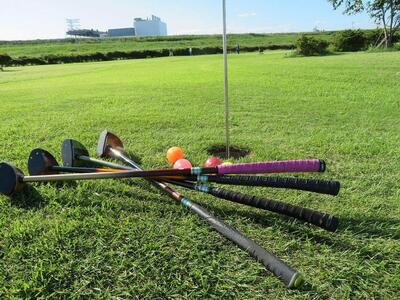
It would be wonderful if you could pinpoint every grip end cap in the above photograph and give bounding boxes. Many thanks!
[319,160,326,172]
[288,273,304,288]
[327,216,340,232]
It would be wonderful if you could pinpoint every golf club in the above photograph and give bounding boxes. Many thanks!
[28,148,121,175]
[35,146,340,196]
[31,147,338,231]
[36,145,340,195]
[71,131,304,288]
[181,175,341,196]
[65,139,326,175]
[162,179,339,232]
[95,132,340,230]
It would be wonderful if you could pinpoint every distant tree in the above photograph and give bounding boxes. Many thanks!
[0,54,12,71]
[332,29,368,51]
[328,0,400,47]
[296,35,329,56]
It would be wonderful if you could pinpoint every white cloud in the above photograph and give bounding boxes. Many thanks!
[238,12,257,18]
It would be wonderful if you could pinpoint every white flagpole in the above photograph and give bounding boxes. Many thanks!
[222,0,230,158]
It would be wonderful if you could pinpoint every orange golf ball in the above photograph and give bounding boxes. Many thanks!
[166,147,184,164]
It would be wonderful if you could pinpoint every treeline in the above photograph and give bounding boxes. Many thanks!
[1,29,399,67]
[296,29,400,56]
[1,44,295,67]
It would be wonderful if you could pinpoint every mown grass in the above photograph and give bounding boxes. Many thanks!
[0,51,399,299]
[0,32,336,58]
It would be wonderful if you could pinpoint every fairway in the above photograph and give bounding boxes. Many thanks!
[0,51,399,298]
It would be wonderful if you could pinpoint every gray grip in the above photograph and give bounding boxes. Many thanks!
[188,201,303,288]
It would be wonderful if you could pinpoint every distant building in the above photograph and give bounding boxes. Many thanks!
[67,15,167,38]
[134,15,167,37]
[108,27,135,37]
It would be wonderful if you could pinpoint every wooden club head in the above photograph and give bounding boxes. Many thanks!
[28,148,59,175]
[61,139,90,167]
[97,130,125,158]
[0,162,25,196]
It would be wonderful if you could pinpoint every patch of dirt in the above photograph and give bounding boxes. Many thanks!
[206,144,251,159]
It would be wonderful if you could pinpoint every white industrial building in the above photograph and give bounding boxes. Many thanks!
[106,15,167,38]
[134,15,167,37]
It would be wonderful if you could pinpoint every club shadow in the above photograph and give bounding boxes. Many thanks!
[122,151,143,166]
[53,181,78,189]
[68,180,179,211]
[196,198,315,230]
[338,215,400,240]
[10,185,48,210]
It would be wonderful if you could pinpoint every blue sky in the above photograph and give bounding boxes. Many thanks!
[0,0,376,40]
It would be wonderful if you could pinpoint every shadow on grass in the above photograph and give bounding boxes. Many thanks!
[339,215,400,240]
[10,185,47,209]
[122,151,143,166]
[1,69,21,72]
[284,51,345,59]
[195,198,400,261]
[204,196,399,238]
[207,144,251,159]
[53,181,77,190]
[203,200,316,230]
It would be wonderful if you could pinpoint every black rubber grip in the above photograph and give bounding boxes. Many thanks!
[209,176,340,196]
[208,187,339,232]
[188,202,303,288]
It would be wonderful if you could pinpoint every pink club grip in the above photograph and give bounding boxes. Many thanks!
[217,159,325,175]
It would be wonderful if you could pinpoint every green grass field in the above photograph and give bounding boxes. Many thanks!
[0,51,399,299]
[0,32,335,58]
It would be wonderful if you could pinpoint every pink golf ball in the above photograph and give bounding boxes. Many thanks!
[204,157,223,168]
[173,159,193,169]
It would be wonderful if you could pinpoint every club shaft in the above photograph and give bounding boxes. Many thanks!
[23,164,212,182]
[79,155,132,170]
[109,148,302,287]
[23,169,133,182]
[51,166,120,173]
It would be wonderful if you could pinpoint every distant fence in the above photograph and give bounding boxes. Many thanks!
[7,44,295,67]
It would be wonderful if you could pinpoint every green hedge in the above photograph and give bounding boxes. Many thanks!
[296,35,329,56]
[8,44,295,66]
[332,30,367,52]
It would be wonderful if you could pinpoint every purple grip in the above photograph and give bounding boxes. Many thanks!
[217,159,325,175]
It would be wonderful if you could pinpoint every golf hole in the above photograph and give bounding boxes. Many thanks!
[207,144,251,159]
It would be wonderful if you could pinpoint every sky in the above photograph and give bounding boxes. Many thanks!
[0,0,376,41]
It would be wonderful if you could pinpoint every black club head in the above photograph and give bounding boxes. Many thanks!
[0,163,25,196]
[28,148,59,175]
[61,139,90,167]
[97,130,125,158]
